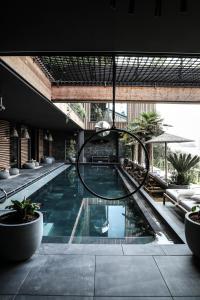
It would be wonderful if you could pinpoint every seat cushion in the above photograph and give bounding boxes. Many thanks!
[180,199,197,211]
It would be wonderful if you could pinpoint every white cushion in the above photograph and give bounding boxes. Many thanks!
[191,194,200,202]
[177,190,195,201]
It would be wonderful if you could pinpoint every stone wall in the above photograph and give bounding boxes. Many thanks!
[84,131,118,162]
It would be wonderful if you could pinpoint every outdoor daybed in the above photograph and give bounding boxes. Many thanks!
[163,188,200,213]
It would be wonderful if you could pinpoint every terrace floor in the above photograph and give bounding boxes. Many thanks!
[1,243,200,299]
[0,162,67,203]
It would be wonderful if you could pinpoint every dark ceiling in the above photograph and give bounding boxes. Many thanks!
[0,62,81,131]
[36,55,200,87]
[1,0,200,54]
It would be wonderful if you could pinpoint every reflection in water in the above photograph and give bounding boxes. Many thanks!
[74,198,154,242]
[30,165,154,243]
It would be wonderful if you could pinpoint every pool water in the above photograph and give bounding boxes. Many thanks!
[30,165,155,243]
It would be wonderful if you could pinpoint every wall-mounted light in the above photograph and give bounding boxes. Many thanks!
[48,133,54,142]
[11,127,19,138]
[44,133,48,140]
[44,130,53,142]
[0,96,6,112]
[21,126,30,139]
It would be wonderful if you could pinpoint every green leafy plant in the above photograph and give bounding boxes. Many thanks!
[167,153,200,185]
[70,103,86,119]
[6,199,40,222]
[191,205,200,223]
[120,111,169,164]
[66,139,76,158]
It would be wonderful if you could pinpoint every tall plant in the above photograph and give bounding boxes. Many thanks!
[122,111,167,163]
[167,153,200,185]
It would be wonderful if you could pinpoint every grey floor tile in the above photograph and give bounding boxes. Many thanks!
[94,297,172,300]
[154,256,200,296]
[15,296,93,299]
[0,255,47,295]
[161,244,192,255]
[122,244,165,255]
[39,243,69,255]
[66,244,123,255]
[173,297,200,300]
[95,255,170,297]
[19,255,95,296]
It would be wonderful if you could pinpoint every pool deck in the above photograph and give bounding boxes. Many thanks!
[1,165,200,298]
[1,242,200,299]
[0,162,68,202]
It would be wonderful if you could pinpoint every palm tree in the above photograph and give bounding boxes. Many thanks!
[123,111,165,164]
[167,153,200,185]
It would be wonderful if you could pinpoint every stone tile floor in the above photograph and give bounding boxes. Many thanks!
[1,243,200,299]
[0,162,66,200]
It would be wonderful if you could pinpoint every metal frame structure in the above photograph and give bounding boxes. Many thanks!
[36,55,200,87]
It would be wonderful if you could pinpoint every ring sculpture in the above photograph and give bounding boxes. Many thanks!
[76,127,150,201]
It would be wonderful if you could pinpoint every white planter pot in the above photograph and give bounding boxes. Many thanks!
[0,170,10,179]
[119,158,125,165]
[0,211,43,261]
[9,168,20,176]
[185,211,200,258]
[70,157,76,163]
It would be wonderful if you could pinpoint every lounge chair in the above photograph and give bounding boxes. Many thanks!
[163,188,200,213]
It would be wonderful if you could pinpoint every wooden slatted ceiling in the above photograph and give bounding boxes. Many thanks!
[0,120,10,169]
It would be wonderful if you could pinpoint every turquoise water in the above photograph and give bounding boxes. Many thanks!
[30,165,154,243]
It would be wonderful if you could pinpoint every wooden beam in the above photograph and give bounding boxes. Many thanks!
[52,85,200,103]
[0,56,51,100]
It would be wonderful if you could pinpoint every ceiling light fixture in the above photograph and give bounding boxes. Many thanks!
[0,96,6,112]
[21,127,30,139]
[48,133,54,142]
[11,127,19,138]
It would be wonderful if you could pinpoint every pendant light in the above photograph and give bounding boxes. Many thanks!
[21,127,30,139]
[48,133,54,142]
[76,55,150,201]
[44,132,48,140]
[11,127,19,138]
[0,96,6,112]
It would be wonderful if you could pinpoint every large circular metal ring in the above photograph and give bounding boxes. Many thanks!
[76,128,149,201]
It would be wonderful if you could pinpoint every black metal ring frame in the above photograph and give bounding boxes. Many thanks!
[76,127,150,201]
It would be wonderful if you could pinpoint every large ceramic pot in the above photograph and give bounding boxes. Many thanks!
[0,169,10,179]
[9,168,20,176]
[119,157,125,165]
[23,162,35,169]
[43,157,53,164]
[185,211,200,258]
[70,157,76,163]
[34,161,40,167]
[0,211,43,261]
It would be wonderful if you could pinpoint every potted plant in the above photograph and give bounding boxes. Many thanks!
[185,205,200,258]
[66,139,76,163]
[0,199,43,261]
[0,167,10,179]
[167,153,200,188]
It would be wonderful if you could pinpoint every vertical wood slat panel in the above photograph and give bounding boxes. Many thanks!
[0,120,10,169]
[38,129,44,162]
[49,142,52,156]
[20,138,28,166]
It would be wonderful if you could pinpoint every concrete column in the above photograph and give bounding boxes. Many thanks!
[78,130,85,162]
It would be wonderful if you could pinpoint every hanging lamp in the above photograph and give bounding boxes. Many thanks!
[11,127,19,138]
[21,127,30,139]
[76,55,150,200]
[48,133,54,142]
